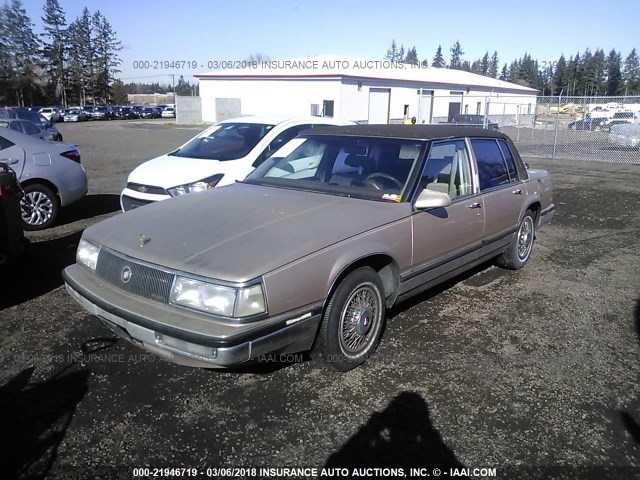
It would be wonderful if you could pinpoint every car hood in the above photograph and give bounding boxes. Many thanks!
[127,153,243,189]
[85,183,410,282]
[610,123,640,135]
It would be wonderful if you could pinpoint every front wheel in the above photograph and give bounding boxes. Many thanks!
[311,267,386,371]
[20,184,60,231]
[495,210,536,270]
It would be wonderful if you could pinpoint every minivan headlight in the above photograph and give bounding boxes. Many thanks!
[77,238,100,271]
[167,174,224,196]
[170,276,266,318]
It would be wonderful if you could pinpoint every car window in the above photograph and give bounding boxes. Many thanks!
[9,122,24,133]
[0,135,14,150]
[254,124,314,167]
[247,135,423,202]
[497,139,518,181]
[174,122,275,161]
[471,138,510,190]
[420,139,473,200]
[21,121,41,135]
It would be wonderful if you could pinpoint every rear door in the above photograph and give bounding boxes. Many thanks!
[470,138,524,244]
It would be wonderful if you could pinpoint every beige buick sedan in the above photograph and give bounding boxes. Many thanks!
[63,125,554,371]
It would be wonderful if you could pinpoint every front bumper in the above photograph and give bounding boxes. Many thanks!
[63,264,321,368]
[608,134,640,148]
[120,188,170,211]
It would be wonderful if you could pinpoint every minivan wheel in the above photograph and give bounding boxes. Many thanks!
[496,209,536,270]
[311,267,386,372]
[20,184,60,231]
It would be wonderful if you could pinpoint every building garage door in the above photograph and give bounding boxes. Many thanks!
[368,88,390,124]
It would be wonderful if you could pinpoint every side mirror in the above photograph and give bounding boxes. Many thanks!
[415,188,452,209]
[524,162,530,169]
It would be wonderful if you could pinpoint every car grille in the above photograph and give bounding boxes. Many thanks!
[121,195,155,212]
[96,249,175,304]
[127,182,167,196]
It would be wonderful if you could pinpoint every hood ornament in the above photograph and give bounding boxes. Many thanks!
[140,234,150,248]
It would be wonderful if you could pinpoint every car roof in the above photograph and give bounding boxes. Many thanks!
[0,122,50,145]
[300,124,511,141]
[219,115,353,126]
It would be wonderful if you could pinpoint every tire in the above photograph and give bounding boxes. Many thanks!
[496,209,536,270]
[20,184,60,231]
[311,267,386,371]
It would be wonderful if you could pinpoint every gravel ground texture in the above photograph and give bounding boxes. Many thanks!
[1,120,639,480]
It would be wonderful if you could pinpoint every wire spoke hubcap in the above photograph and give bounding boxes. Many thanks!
[339,284,381,356]
[518,217,534,260]
[21,191,53,225]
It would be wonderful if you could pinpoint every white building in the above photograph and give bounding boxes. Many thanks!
[194,55,538,125]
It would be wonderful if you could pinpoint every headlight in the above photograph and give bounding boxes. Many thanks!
[77,238,100,271]
[170,276,266,318]
[167,174,224,196]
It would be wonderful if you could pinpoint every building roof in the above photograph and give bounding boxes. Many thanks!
[300,123,513,141]
[195,55,538,94]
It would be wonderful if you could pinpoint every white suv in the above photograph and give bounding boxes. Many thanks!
[120,116,354,211]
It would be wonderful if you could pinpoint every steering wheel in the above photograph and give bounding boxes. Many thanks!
[364,173,403,191]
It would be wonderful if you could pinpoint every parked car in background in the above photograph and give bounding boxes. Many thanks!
[604,111,639,130]
[64,108,90,122]
[608,121,640,149]
[113,107,138,120]
[446,114,500,131]
[0,127,87,230]
[161,107,175,118]
[90,106,113,120]
[120,115,355,211]
[66,125,553,371]
[0,107,63,141]
[138,107,159,119]
[567,117,607,131]
[38,107,61,123]
[0,119,56,142]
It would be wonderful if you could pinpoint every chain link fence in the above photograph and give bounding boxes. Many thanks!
[459,95,640,164]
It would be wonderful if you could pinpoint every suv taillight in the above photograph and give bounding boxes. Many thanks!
[61,150,81,164]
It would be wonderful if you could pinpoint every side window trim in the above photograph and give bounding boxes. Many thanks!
[469,137,512,192]
[496,138,519,183]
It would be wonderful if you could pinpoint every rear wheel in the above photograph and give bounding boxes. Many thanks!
[311,267,386,371]
[496,209,536,270]
[20,184,60,231]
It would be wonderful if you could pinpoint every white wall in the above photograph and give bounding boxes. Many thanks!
[199,76,538,125]
[199,78,342,122]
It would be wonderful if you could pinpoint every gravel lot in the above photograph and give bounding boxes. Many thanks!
[1,120,639,479]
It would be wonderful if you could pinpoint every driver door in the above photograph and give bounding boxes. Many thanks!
[408,139,485,283]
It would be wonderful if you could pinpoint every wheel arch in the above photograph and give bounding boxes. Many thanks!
[524,201,541,226]
[20,177,60,198]
[323,254,400,313]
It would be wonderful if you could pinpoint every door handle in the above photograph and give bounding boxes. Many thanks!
[512,189,523,195]
[467,202,482,209]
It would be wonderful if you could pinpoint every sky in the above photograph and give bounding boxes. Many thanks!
[21,0,640,86]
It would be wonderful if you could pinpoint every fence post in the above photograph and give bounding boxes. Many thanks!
[552,91,562,161]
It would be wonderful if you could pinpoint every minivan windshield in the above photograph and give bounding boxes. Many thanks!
[171,122,274,161]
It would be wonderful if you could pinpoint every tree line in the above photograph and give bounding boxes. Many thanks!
[0,0,122,107]
[385,40,640,96]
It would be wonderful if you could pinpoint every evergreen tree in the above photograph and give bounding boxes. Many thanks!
[605,49,622,95]
[2,0,41,106]
[622,48,640,95]
[175,75,192,96]
[67,8,92,105]
[40,0,67,105]
[404,46,418,65]
[449,41,463,69]
[488,51,499,78]
[432,45,445,68]
[480,52,490,76]
[385,39,403,62]
[91,10,122,104]
[500,64,509,81]
[111,78,127,104]
[552,55,567,95]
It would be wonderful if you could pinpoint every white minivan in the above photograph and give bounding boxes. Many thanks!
[120,116,354,211]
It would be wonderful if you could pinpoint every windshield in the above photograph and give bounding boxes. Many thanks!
[172,122,275,161]
[245,135,425,202]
